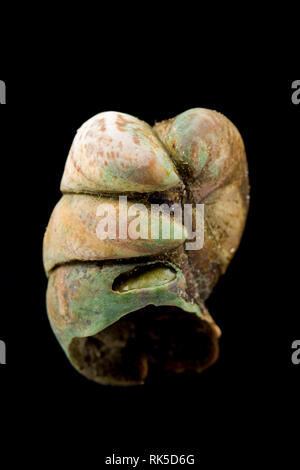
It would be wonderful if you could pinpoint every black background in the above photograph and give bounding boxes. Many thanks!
[0,74,298,465]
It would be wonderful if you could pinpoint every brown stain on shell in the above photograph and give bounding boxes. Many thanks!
[116,113,134,132]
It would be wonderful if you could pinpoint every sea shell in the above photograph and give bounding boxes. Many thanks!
[43,108,249,385]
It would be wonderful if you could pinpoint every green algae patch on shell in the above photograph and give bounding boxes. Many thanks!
[60,111,181,194]
[46,261,203,356]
